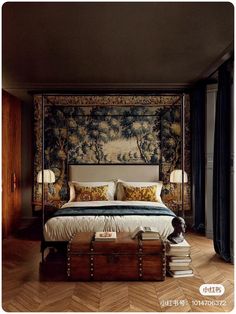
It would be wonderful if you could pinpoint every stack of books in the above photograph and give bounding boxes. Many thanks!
[166,239,193,278]
[142,231,160,240]
[95,231,117,241]
[131,226,160,240]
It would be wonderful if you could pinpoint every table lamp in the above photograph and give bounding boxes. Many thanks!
[170,169,188,216]
[37,169,55,202]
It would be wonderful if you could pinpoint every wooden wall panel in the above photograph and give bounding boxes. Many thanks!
[2,90,22,237]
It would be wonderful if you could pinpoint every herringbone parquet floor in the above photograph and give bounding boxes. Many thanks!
[2,233,234,312]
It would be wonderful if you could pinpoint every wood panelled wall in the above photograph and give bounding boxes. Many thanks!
[2,90,22,237]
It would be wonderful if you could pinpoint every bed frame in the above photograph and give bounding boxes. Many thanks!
[39,93,187,263]
[41,164,160,261]
[68,164,159,182]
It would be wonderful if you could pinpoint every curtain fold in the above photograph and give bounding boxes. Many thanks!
[213,61,231,262]
[190,83,206,232]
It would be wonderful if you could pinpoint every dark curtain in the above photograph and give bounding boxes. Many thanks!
[213,61,231,262]
[190,83,206,232]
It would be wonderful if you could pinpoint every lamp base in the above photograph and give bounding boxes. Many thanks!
[173,201,185,219]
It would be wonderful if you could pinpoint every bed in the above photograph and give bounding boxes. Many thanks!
[42,165,176,258]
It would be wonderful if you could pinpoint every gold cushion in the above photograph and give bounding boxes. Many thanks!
[74,185,109,201]
[123,185,157,202]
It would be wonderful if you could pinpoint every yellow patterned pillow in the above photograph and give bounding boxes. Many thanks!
[74,185,109,201]
[123,185,157,202]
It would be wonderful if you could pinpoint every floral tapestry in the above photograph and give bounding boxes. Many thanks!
[33,95,191,211]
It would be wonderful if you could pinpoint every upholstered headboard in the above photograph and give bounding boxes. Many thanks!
[68,165,159,182]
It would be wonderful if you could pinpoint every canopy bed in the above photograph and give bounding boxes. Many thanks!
[34,93,190,261]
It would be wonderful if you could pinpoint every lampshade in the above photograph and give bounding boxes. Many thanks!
[170,169,188,183]
[37,169,55,183]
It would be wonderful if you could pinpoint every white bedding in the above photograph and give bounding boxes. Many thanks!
[44,200,174,241]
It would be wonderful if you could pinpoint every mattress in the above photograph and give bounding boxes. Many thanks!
[44,200,175,241]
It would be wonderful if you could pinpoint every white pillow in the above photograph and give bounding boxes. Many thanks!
[116,180,163,202]
[68,181,116,202]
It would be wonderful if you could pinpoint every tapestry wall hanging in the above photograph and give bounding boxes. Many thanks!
[33,95,191,211]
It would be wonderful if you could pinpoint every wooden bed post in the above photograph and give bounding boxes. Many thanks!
[40,92,186,252]
[41,94,45,262]
[181,93,185,219]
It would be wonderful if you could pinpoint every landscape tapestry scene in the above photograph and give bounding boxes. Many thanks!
[33,95,191,211]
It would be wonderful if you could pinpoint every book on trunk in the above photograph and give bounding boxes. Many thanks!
[142,233,160,240]
[131,226,160,240]
[95,231,117,241]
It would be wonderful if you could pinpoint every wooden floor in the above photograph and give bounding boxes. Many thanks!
[2,232,234,312]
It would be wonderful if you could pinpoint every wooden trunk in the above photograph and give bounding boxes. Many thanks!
[68,232,166,281]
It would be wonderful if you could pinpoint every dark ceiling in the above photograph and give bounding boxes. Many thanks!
[2,2,234,102]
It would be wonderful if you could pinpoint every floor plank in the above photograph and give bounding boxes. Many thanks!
[2,233,234,312]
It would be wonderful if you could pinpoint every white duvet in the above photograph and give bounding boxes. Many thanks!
[44,200,174,241]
